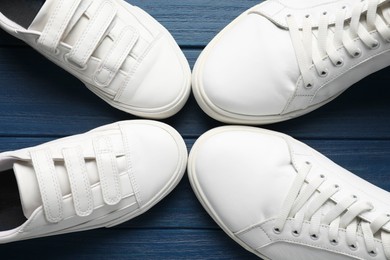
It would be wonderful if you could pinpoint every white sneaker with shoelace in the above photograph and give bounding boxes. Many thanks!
[0,0,191,119]
[192,0,390,124]
[188,126,390,259]
[0,120,187,243]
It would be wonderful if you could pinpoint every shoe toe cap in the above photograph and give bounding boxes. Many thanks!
[198,14,299,116]
[119,121,187,207]
[115,34,191,117]
[189,127,295,232]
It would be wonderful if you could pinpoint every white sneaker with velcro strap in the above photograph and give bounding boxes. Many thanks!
[0,120,187,243]
[188,126,390,259]
[192,0,390,124]
[0,0,191,119]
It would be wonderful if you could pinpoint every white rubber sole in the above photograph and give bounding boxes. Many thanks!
[191,5,342,125]
[188,126,281,260]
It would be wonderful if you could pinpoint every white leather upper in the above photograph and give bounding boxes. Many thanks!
[189,126,390,260]
[191,129,295,232]
[202,14,299,116]
[0,0,191,118]
[0,120,187,243]
[194,0,390,123]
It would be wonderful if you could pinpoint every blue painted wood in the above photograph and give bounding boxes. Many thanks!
[0,0,389,259]
[0,229,258,260]
[0,48,389,138]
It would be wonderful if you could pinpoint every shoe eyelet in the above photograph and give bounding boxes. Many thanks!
[305,14,310,18]
[335,59,344,67]
[64,54,88,71]
[330,239,339,245]
[322,11,327,15]
[352,195,358,199]
[292,230,300,237]
[273,227,281,234]
[286,14,292,18]
[342,5,347,9]
[305,83,313,89]
[334,184,340,189]
[368,250,377,257]
[310,234,319,240]
[371,41,380,49]
[319,69,328,77]
[349,243,358,251]
[320,174,325,179]
[353,49,362,58]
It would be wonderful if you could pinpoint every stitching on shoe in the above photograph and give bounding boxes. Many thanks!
[114,32,163,101]
[39,0,63,48]
[119,123,143,206]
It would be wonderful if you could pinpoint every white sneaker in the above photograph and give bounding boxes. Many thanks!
[0,120,187,243]
[192,0,390,124]
[188,126,390,259]
[0,0,191,119]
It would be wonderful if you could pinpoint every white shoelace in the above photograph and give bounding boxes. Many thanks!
[273,162,390,258]
[286,0,390,88]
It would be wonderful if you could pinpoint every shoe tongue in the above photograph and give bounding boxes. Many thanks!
[13,162,41,219]
[28,0,59,31]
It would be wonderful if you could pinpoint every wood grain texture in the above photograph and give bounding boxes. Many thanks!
[0,48,389,139]
[0,0,389,259]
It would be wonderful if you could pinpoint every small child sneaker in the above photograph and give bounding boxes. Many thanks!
[0,0,191,119]
[189,126,390,259]
[192,0,390,124]
[0,120,187,243]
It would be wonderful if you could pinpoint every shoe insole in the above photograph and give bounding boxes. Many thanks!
[0,0,46,29]
[0,169,27,231]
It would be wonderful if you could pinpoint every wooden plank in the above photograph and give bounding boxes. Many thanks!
[0,229,258,260]
[0,1,387,259]
[0,0,255,47]
[0,47,389,139]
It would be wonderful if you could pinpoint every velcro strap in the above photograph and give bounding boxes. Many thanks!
[93,136,122,205]
[94,26,139,87]
[30,149,63,223]
[63,147,94,217]
[37,0,82,53]
[67,0,117,68]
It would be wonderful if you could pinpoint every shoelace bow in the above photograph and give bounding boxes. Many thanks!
[287,0,390,88]
[273,162,390,258]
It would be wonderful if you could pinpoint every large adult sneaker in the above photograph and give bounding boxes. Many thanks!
[0,0,191,119]
[189,126,390,259]
[193,0,390,124]
[0,120,187,243]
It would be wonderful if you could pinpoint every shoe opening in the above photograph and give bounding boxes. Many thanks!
[0,169,27,231]
[0,0,45,29]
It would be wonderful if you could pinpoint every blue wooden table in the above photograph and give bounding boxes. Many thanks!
[1,0,390,259]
